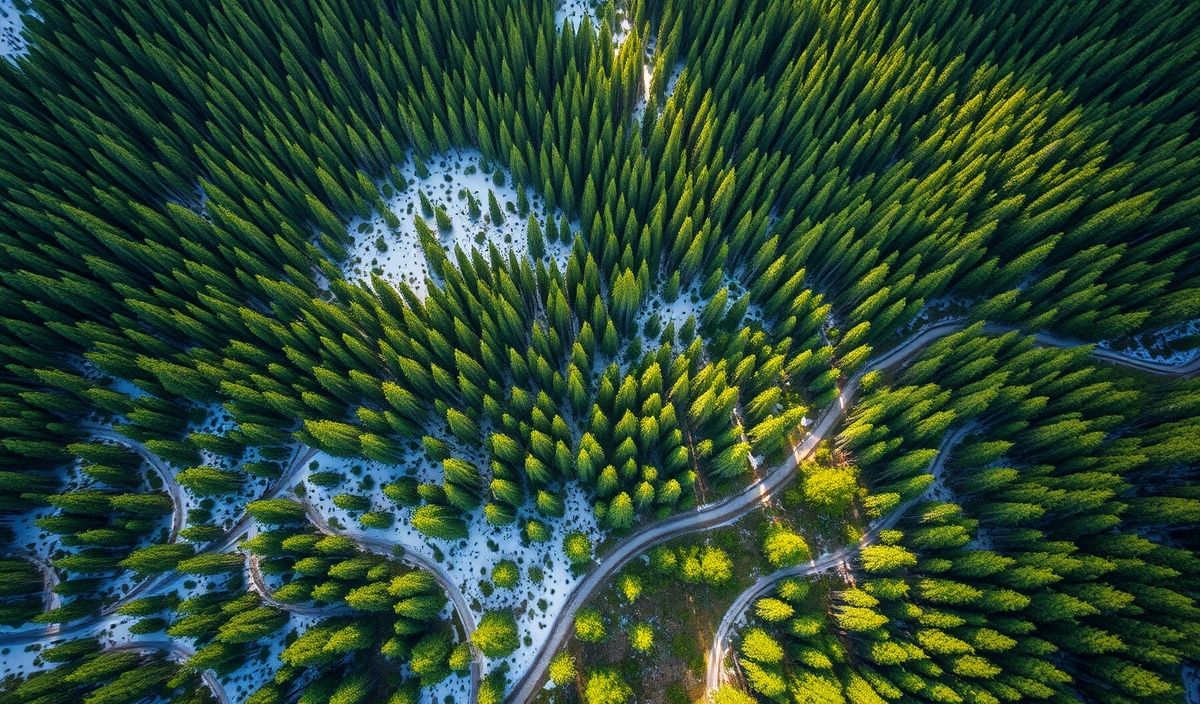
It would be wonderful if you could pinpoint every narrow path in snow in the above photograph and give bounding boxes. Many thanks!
[16,551,60,614]
[298,496,484,702]
[0,441,318,643]
[243,553,353,618]
[504,320,1199,703]
[85,425,187,544]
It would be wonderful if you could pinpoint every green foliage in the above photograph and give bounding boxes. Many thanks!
[0,0,1196,701]
[629,622,654,652]
[563,531,593,567]
[491,560,519,589]
[574,607,606,643]
[472,610,519,657]
[548,651,576,686]
[584,669,633,704]
[762,527,810,569]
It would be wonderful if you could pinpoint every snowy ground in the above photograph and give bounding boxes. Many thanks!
[213,612,317,703]
[1099,318,1199,366]
[340,149,572,298]
[0,448,174,626]
[0,572,255,684]
[1184,664,1199,704]
[0,0,29,61]
[190,401,274,530]
[298,450,605,698]
[555,0,598,28]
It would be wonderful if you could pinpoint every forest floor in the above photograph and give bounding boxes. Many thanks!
[531,482,807,704]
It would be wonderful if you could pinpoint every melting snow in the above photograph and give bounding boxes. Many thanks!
[0,0,29,61]
[1099,318,1199,366]
[300,450,606,697]
[554,0,596,29]
[341,149,572,298]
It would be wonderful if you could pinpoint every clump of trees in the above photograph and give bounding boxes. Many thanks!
[738,330,1200,702]
[241,526,463,700]
[0,639,212,704]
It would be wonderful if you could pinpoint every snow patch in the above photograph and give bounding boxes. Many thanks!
[341,149,571,298]
[0,0,30,61]
[187,401,273,531]
[554,0,597,29]
[299,450,605,696]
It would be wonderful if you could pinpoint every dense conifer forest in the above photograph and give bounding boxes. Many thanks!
[0,0,1196,702]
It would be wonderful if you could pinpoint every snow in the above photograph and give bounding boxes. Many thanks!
[299,450,605,698]
[0,449,174,629]
[1185,664,1199,704]
[641,289,701,335]
[627,34,684,125]
[109,377,150,400]
[188,401,274,531]
[211,614,317,703]
[341,149,572,298]
[554,0,597,29]
[0,0,29,61]
[0,573,240,686]
[1099,318,1199,366]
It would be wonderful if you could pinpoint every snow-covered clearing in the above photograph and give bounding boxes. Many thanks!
[341,149,572,297]
[554,0,598,29]
[0,0,29,61]
[298,450,605,699]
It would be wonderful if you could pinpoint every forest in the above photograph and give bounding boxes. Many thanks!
[0,0,1196,702]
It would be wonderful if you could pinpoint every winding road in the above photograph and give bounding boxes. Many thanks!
[2,320,1195,703]
[699,328,1199,696]
[0,440,318,643]
[703,424,974,693]
[16,551,61,614]
[86,425,187,544]
[296,497,484,699]
[505,321,1198,703]
[244,553,352,617]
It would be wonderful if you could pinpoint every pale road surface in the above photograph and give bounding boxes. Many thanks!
[0,440,318,644]
[298,497,484,701]
[244,553,353,617]
[87,425,187,543]
[703,425,973,693]
[700,329,1200,695]
[1,321,1194,700]
[505,321,1199,703]
[16,551,61,613]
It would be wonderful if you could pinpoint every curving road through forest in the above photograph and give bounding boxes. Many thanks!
[86,425,187,544]
[242,499,483,699]
[297,497,484,699]
[2,321,1194,702]
[703,424,975,693]
[700,329,1199,695]
[244,553,352,617]
[0,440,318,643]
[505,321,1198,703]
